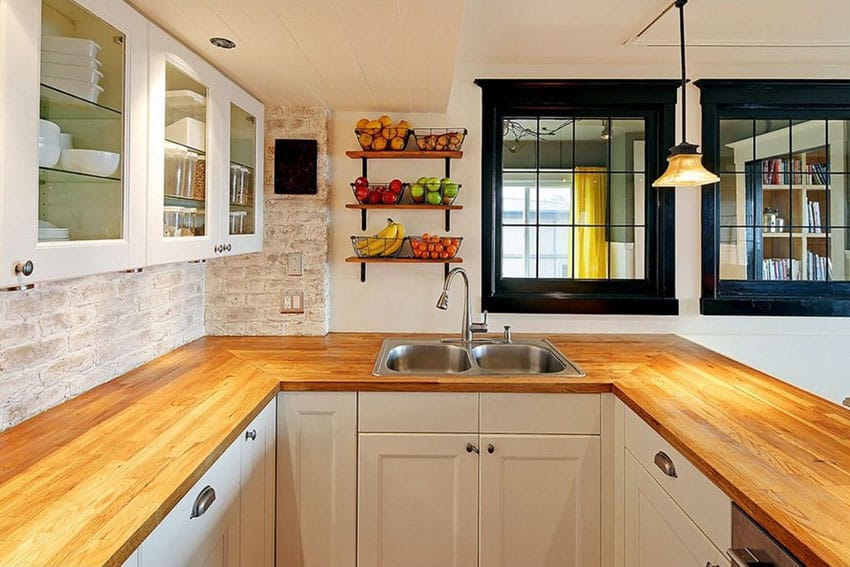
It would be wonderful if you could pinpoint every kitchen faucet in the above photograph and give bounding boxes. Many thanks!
[435,267,488,342]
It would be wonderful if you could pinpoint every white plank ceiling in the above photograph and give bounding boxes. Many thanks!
[126,0,465,112]
[127,0,850,111]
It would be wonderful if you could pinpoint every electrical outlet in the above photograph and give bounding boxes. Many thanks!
[287,252,303,276]
[280,290,305,314]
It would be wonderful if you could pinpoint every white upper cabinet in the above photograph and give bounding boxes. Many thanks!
[0,0,148,289]
[147,24,263,265]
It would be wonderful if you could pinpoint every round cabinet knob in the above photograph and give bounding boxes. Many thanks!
[487,444,495,454]
[14,260,34,277]
[225,243,232,252]
[245,429,257,441]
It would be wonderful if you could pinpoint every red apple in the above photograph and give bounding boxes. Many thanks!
[354,176,369,188]
[381,190,397,204]
[368,189,382,204]
[354,186,369,203]
[388,179,403,194]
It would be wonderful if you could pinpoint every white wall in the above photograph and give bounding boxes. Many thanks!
[329,63,850,404]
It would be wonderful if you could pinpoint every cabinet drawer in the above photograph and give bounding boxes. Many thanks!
[624,406,731,552]
[359,392,478,433]
[480,393,600,434]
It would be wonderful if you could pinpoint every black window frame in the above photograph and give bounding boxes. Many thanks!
[697,79,850,317]
[476,79,680,315]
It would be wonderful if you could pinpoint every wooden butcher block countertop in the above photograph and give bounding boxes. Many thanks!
[0,333,848,567]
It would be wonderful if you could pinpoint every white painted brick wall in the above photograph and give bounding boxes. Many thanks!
[0,263,205,431]
[205,105,331,336]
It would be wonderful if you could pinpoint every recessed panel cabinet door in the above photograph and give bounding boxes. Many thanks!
[624,451,729,567]
[239,399,276,567]
[358,434,479,567]
[479,435,602,567]
[277,392,357,567]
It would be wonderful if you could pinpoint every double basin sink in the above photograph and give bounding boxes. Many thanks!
[372,337,585,377]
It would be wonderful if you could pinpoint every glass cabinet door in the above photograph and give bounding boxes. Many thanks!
[228,103,256,237]
[39,0,125,243]
[162,64,208,238]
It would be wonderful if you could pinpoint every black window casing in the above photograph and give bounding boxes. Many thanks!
[476,79,680,315]
[697,79,850,317]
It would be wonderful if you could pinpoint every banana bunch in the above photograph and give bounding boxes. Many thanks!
[355,218,405,257]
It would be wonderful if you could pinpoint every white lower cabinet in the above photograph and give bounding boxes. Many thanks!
[139,440,241,567]
[358,434,479,567]
[479,434,601,567]
[136,399,276,567]
[624,452,728,567]
[277,392,357,567]
[240,398,276,567]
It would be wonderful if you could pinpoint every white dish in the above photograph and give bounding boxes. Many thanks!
[38,141,61,168]
[59,133,73,150]
[38,220,57,229]
[42,62,103,85]
[39,119,61,141]
[42,76,104,103]
[42,36,101,59]
[41,50,101,69]
[165,117,206,151]
[59,149,120,177]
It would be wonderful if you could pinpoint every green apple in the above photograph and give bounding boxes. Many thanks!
[425,191,442,205]
[440,177,452,185]
[442,182,459,198]
[426,176,441,192]
[409,183,425,202]
[416,176,429,185]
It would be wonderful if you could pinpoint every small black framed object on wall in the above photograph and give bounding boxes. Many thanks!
[274,139,318,195]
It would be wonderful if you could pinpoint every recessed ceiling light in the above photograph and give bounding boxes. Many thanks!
[210,37,236,49]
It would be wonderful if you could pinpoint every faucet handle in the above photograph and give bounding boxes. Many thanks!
[503,325,512,343]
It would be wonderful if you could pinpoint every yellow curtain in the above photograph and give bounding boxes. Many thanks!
[574,167,608,278]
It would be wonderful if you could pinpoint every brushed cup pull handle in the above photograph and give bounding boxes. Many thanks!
[245,429,257,441]
[654,451,678,478]
[190,485,216,519]
[466,443,479,454]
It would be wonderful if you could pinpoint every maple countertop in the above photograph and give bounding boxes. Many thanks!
[0,333,848,566]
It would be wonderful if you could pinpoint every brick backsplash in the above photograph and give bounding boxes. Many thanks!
[0,263,205,431]
[205,105,331,336]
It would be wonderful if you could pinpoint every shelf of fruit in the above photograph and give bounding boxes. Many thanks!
[349,175,462,231]
[346,220,463,282]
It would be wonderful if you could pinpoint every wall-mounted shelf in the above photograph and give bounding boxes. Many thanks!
[345,203,462,231]
[346,150,462,178]
[345,256,463,282]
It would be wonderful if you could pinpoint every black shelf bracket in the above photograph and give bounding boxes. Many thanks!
[361,157,368,178]
[360,209,367,231]
[445,210,451,232]
[360,263,366,282]
[444,157,451,178]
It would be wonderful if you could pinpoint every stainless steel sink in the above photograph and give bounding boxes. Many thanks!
[385,343,472,374]
[373,338,585,377]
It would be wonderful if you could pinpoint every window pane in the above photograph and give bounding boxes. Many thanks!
[538,226,572,278]
[719,226,751,280]
[574,118,608,168]
[574,226,608,279]
[610,119,645,172]
[609,173,635,228]
[719,173,749,230]
[828,120,850,173]
[755,120,791,184]
[503,118,538,170]
[610,226,645,280]
[538,118,574,170]
[719,119,753,172]
[830,227,850,280]
[760,232,794,281]
[502,226,536,278]
[502,171,538,225]
[538,172,572,225]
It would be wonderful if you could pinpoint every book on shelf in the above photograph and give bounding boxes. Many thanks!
[804,198,823,233]
[761,158,828,185]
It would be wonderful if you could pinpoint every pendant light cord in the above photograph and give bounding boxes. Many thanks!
[677,0,688,144]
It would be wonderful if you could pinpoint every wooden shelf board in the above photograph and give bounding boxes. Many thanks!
[345,257,463,264]
[762,184,827,191]
[763,232,827,238]
[345,150,463,160]
[345,204,462,211]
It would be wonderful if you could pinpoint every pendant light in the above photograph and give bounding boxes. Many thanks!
[652,0,719,187]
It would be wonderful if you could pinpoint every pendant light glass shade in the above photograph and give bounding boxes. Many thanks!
[652,142,720,187]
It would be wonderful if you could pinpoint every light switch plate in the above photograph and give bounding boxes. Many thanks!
[287,252,303,276]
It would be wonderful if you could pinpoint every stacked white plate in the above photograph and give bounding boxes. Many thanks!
[38,227,70,242]
[41,36,104,103]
